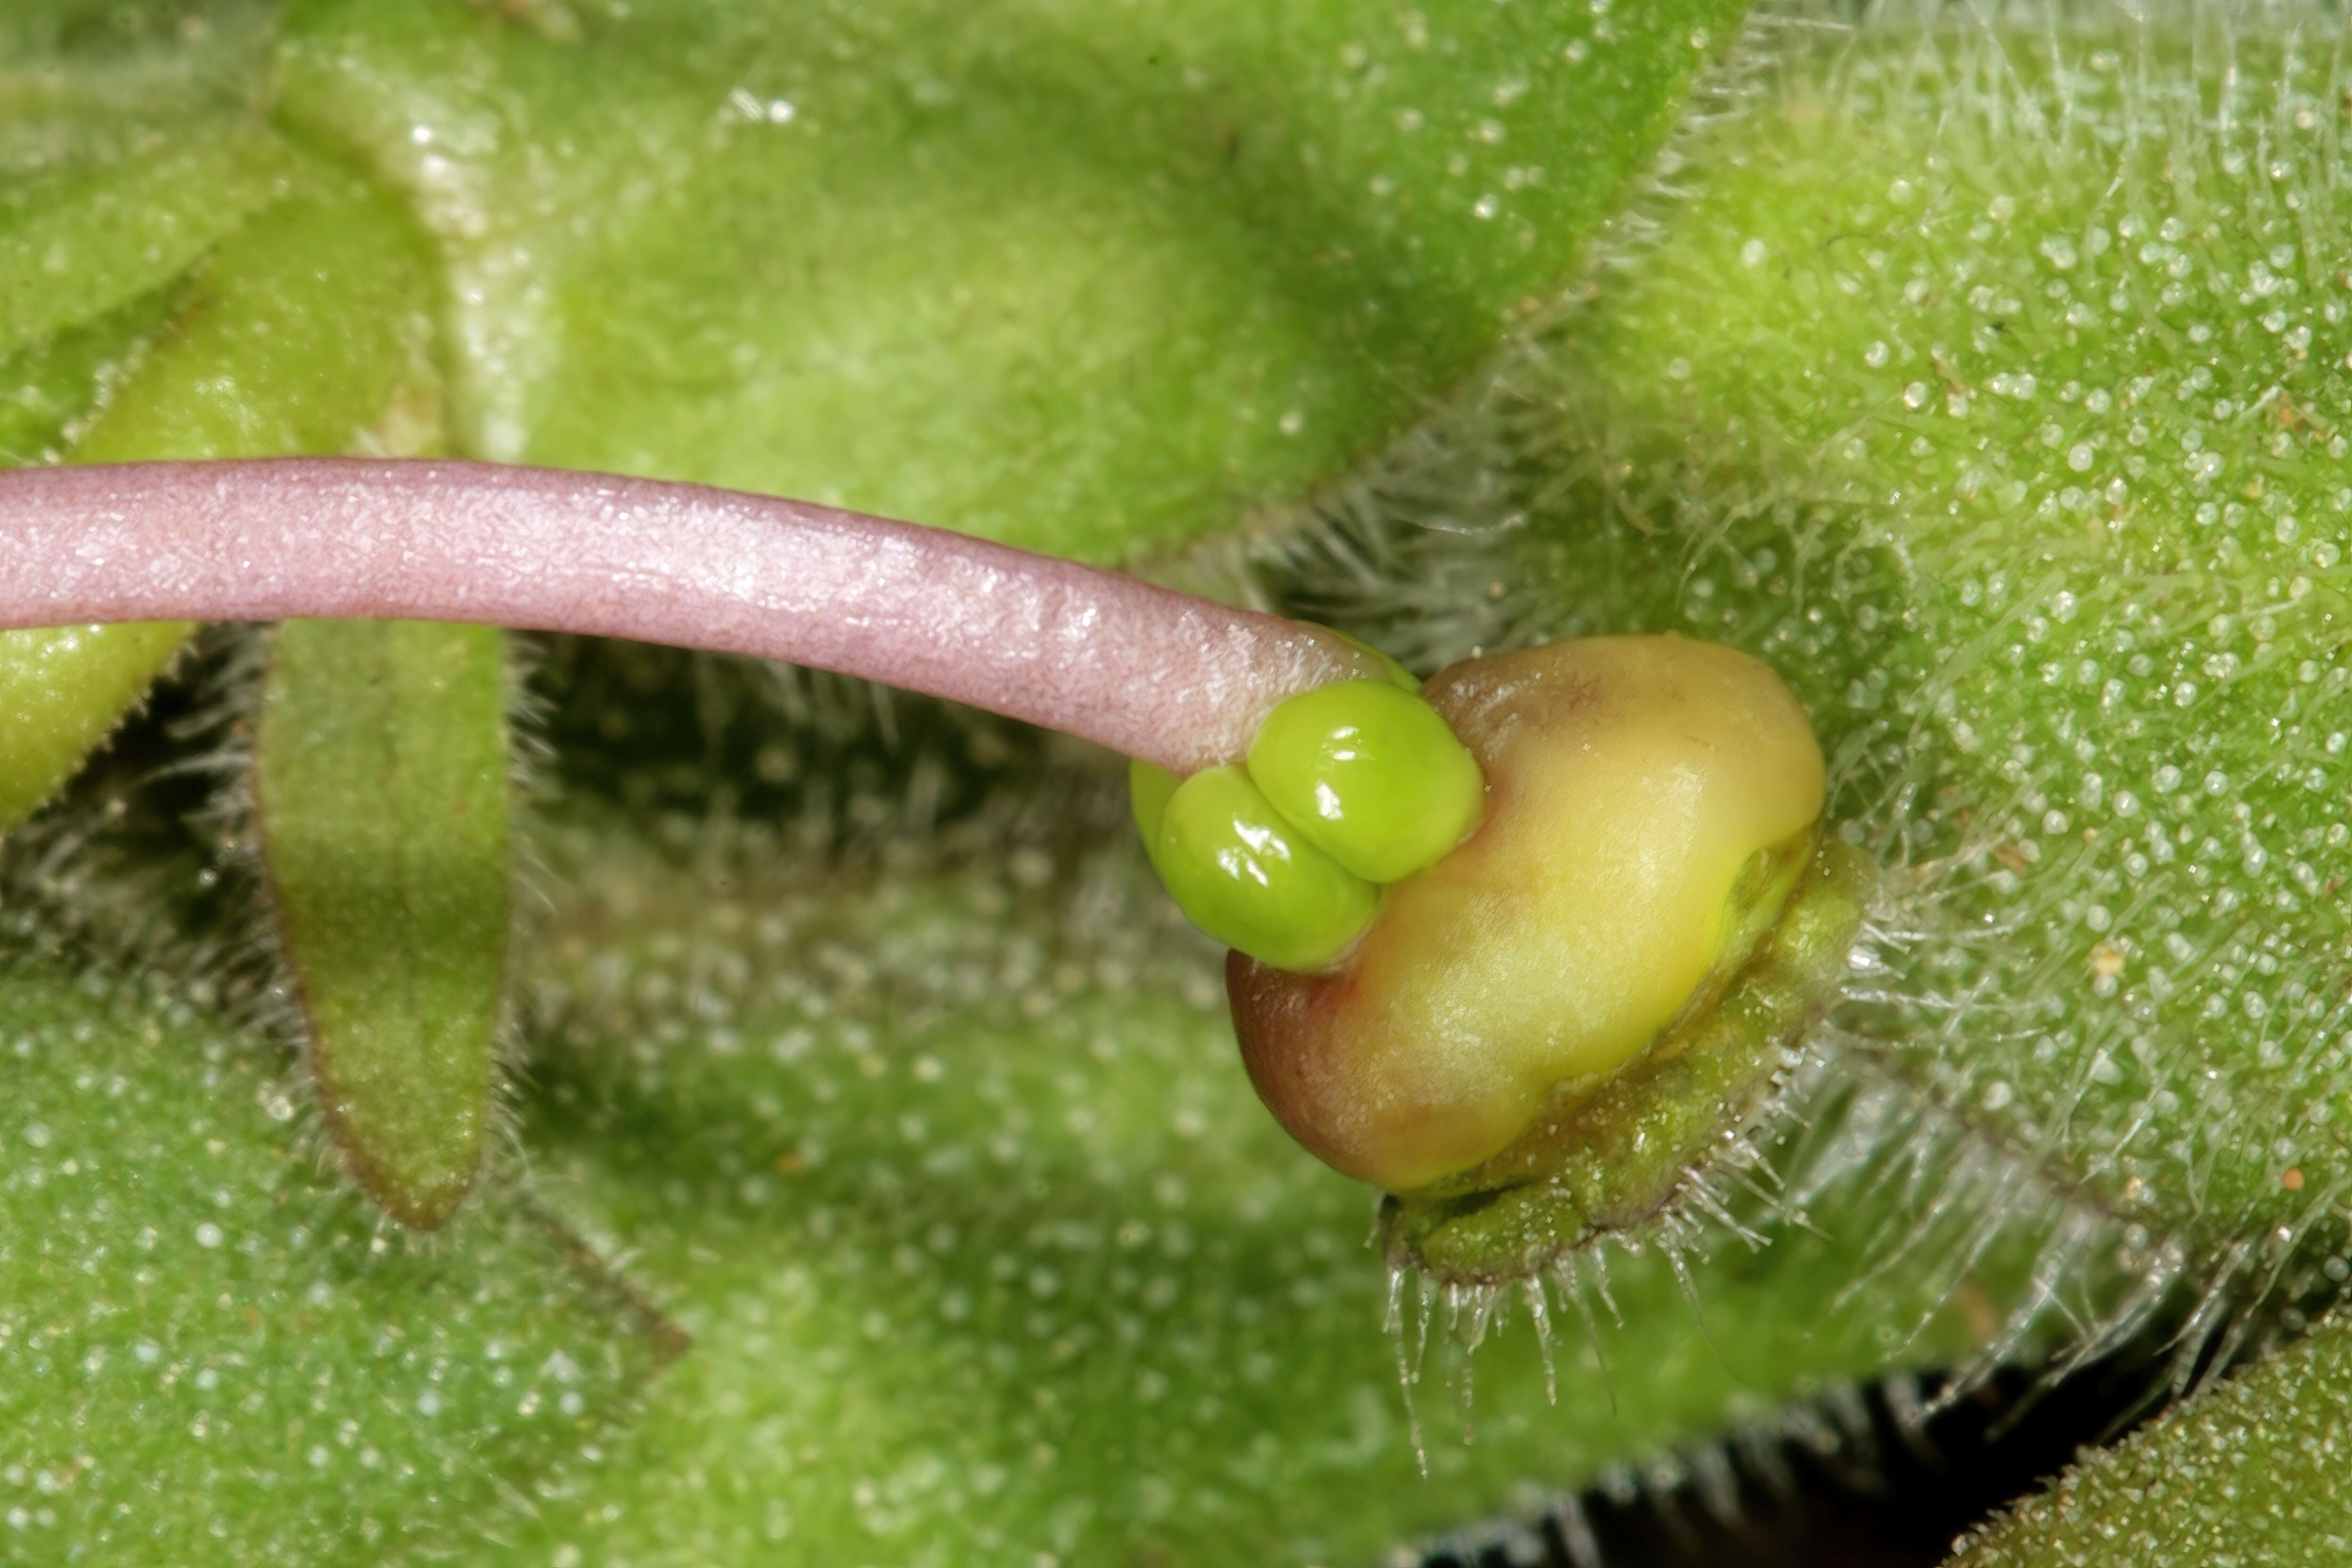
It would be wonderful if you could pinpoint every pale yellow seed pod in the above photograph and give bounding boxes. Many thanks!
[1231,634,1826,1193]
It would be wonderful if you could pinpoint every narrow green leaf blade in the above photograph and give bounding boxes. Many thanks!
[0,279,184,467]
[0,622,195,833]
[254,619,513,1229]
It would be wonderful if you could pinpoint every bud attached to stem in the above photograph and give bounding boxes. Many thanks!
[1208,634,1861,1282]
[0,459,1855,1266]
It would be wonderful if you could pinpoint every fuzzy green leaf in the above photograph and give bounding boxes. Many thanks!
[0,622,193,835]
[476,799,1998,1568]
[0,280,184,468]
[42,2,2352,1566]
[1325,2,2352,1351]
[255,619,513,1230]
[1950,1307,2352,1565]
[0,965,670,1564]
[0,128,293,354]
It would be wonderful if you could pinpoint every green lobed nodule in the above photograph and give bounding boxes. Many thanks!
[1245,678,1486,885]
[1150,764,1380,973]
[1131,644,1487,973]
[254,618,514,1230]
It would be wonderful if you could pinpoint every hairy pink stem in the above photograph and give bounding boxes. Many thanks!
[0,458,1378,773]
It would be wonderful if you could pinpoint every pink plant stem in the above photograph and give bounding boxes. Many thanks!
[0,458,1380,774]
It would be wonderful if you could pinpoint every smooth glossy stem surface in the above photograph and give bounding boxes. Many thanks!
[0,458,1374,773]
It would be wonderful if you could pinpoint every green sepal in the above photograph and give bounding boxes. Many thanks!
[254,619,514,1230]
[0,621,191,834]
[1152,763,1378,972]
[1245,678,1486,885]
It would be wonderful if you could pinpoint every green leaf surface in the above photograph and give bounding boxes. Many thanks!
[68,150,441,464]
[255,619,513,1230]
[478,801,1994,1568]
[0,2,279,188]
[0,965,670,1565]
[0,621,190,835]
[1327,2,2352,1323]
[271,0,1745,559]
[0,128,293,354]
[1950,1306,2352,1566]
[0,278,182,468]
[23,1,2352,1565]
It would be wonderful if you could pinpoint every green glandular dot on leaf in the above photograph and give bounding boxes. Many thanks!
[0,967,669,1562]
[0,141,443,835]
[271,0,1747,560]
[255,619,514,1229]
[1382,3,2352,1318]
